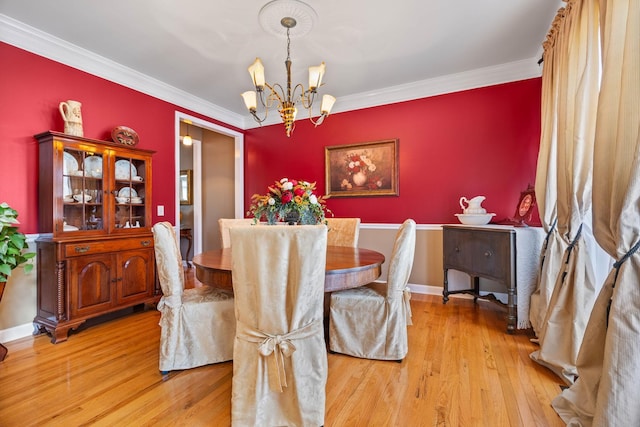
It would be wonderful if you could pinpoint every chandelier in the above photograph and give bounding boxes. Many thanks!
[241,1,336,137]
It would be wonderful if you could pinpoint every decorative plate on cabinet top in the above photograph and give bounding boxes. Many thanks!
[111,126,139,146]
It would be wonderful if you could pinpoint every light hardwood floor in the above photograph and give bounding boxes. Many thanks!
[0,269,565,426]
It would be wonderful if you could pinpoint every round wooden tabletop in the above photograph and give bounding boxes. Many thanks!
[192,246,385,292]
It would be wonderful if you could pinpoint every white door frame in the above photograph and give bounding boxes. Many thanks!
[174,111,244,256]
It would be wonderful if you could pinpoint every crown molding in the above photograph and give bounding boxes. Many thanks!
[0,14,246,129]
[2,14,541,132]
[244,57,543,128]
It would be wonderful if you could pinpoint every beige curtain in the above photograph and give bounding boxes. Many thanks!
[530,11,568,337]
[529,0,609,385]
[552,0,640,424]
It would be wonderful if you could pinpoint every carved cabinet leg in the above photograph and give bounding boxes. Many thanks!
[0,342,7,361]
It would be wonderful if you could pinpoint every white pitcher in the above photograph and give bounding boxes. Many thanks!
[59,100,84,137]
[459,195,487,214]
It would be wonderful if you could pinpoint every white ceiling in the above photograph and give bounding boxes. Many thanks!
[0,1,561,129]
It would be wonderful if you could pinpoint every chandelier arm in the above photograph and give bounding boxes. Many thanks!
[249,108,268,125]
[251,82,286,126]
[298,87,316,110]
[249,103,269,126]
[307,107,327,127]
[265,82,286,105]
[256,89,269,110]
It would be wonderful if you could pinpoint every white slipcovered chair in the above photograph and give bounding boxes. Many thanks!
[152,221,235,374]
[218,218,255,248]
[230,224,328,426]
[329,219,416,361]
[325,217,361,247]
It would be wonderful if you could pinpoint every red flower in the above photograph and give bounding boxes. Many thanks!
[294,187,305,197]
[281,191,293,203]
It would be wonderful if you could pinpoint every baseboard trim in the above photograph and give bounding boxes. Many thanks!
[0,322,34,344]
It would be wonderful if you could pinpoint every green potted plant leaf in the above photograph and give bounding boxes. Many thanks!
[0,202,35,300]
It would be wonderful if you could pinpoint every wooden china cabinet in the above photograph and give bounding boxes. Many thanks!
[34,131,160,343]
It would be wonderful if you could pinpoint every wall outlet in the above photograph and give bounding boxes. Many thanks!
[157,205,164,216]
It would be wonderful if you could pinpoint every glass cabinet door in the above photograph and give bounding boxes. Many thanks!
[62,148,105,232]
[113,154,147,229]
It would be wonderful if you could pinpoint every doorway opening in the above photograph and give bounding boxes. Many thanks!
[175,112,244,260]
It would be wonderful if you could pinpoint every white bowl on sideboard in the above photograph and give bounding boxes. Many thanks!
[455,213,496,225]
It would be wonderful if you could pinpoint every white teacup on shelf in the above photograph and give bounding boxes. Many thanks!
[132,176,143,182]
[116,196,128,204]
[73,193,92,203]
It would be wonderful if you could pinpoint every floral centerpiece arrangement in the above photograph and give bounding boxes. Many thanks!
[248,178,331,225]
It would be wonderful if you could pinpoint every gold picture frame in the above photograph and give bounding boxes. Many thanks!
[179,169,193,205]
[325,139,399,198]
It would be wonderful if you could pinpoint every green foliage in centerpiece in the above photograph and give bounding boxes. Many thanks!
[248,178,331,225]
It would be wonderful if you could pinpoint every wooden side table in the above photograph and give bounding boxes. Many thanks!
[442,224,544,334]
[180,228,193,268]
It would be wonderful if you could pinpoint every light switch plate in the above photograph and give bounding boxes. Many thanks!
[157,205,164,216]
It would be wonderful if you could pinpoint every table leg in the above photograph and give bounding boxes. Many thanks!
[185,235,193,268]
[442,268,449,304]
[180,229,193,268]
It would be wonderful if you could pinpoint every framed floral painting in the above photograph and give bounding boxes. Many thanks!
[325,139,398,197]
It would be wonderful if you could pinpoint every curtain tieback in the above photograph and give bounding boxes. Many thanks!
[157,294,182,310]
[540,218,558,272]
[564,223,583,264]
[560,223,584,284]
[236,319,322,393]
[612,239,640,287]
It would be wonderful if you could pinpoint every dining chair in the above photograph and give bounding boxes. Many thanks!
[151,222,235,374]
[325,217,361,247]
[229,224,328,426]
[329,219,416,361]
[218,218,255,248]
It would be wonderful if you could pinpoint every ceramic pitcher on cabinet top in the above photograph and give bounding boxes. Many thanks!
[459,195,487,214]
[59,100,84,137]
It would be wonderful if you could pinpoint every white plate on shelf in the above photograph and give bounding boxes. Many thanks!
[83,155,102,176]
[63,152,78,174]
[115,159,137,180]
[118,187,138,198]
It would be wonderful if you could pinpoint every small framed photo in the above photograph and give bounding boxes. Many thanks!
[325,139,399,198]
[514,185,536,224]
[497,184,537,226]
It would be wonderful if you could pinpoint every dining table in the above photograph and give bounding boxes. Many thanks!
[192,246,386,292]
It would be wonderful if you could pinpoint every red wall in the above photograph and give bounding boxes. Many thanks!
[0,42,240,233]
[1,41,541,232]
[244,78,542,224]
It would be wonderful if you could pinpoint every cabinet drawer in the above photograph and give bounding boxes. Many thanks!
[443,227,513,282]
[64,237,153,257]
